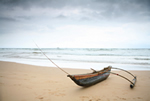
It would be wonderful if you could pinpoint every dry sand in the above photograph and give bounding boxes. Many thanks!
[0,61,150,101]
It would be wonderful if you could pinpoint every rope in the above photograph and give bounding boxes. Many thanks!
[33,41,70,75]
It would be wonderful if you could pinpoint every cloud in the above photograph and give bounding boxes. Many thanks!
[0,0,150,22]
[0,16,16,22]
[0,0,150,48]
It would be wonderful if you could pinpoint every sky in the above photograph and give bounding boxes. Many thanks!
[0,0,150,48]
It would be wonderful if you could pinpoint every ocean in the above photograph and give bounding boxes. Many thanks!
[0,48,150,70]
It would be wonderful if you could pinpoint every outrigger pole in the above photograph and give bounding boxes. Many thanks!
[34,41,70,75]
[111,67,137,88]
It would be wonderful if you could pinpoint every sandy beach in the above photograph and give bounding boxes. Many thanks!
[0,61,150,101]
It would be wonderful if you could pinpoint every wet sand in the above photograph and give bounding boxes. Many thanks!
[0,61,150,101]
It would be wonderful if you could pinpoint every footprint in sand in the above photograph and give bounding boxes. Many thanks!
[89,99,101,101]
[80,96,101,101]
[117,96,126,100]
[39,97,44,99]
[137,97,142,99]
[121,98,126,100]
[24,78,28,80]
[0,82,4,85]
[80,96,90,101]
[48,89,66,97]
[36,96,44,100]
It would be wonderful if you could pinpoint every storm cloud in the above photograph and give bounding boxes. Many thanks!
[1,0,150,22]
[0,0,150,48]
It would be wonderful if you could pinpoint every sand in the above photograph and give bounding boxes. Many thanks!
[0,61,150,101]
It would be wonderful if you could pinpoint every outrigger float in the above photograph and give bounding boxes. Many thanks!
[35,43,137,88]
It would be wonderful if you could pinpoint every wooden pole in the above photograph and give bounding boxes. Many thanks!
[34,41,70,75]
[110,72,134,84]
[111,67,135,77]
[110,67,137,88]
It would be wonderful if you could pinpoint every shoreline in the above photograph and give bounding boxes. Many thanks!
[0,60,150,71]
[0,48,150,71]
[0,61,150,101]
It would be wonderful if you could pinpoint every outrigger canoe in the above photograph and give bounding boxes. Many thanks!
[35,43,137,88]
[67,66,137,88]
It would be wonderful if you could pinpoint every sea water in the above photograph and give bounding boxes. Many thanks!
[0,48,150,70]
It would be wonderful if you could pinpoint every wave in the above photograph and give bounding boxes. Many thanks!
[1,48,150,68]
[2,54,150,66]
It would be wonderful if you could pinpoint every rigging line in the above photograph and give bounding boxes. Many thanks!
[33,41,70,75]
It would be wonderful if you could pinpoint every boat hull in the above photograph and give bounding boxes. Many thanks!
[68,67,111,87]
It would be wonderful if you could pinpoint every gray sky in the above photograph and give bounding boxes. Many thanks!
[0,0,150,48]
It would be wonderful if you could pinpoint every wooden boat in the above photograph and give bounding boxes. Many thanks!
[67,66,111,87]
[67,66,137,88]
[35,43,137,88]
